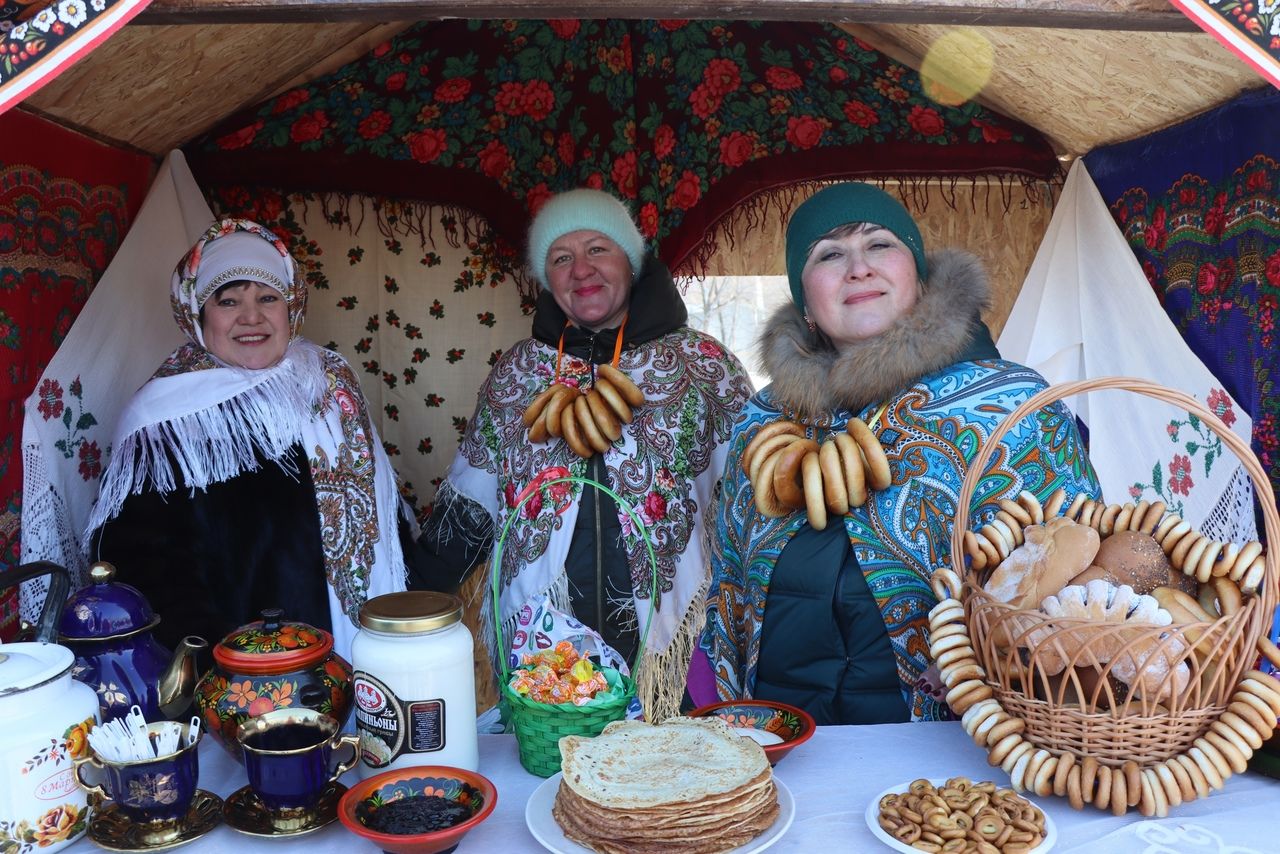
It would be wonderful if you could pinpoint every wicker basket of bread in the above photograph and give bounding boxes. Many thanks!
[930,377,1280,816]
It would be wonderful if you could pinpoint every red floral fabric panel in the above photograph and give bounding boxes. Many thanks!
[0,108,148,637]
[185,19,1055,273]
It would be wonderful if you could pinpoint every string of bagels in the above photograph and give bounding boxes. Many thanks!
[739,404,893,530]
[520,319,645,459]
[519,314,894,528]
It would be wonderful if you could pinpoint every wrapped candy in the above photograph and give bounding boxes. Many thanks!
[508,641,619,706]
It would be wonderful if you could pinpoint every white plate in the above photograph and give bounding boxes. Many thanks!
[864,778,1056,853]
[525,772,795,854]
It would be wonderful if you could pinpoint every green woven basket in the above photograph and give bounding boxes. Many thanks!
[491,475,658,777]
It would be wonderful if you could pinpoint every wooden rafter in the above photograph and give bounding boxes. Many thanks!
[138,0,1198,31]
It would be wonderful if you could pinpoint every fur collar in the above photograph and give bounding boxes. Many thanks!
[759,249,991,420]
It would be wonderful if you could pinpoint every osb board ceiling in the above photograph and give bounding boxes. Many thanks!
[862,24,1259,155]
[23,22,408,155]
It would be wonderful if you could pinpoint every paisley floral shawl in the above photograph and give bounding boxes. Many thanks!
[703,358,1099,720]
[445,328,752,720]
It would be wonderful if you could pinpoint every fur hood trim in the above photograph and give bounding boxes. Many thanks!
[759,248,990,420]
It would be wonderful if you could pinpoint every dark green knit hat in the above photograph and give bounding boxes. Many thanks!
[784,183,928,314]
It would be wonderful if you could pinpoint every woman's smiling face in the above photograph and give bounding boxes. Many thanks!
[201,281,290,369]
[544,229,634,331]
[801,223,920,350]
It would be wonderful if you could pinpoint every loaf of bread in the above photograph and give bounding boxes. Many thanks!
[1031,580,1190,702]
[1070,530,1194,595]
[984,516,1100,609]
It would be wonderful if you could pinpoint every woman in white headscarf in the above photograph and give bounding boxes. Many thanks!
[86,219,409,661]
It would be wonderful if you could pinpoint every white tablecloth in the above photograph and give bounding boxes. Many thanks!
[64,722,1278,853]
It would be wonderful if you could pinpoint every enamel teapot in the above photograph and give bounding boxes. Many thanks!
[0,562,100,854]
[58,561,206,723]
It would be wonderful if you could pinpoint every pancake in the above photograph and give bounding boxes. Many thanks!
[554,717,780,854]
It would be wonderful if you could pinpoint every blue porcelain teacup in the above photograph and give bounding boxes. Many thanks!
[236,708,358,831]
[74,722,200,844]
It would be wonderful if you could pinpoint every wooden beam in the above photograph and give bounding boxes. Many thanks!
[137,0,1198,31]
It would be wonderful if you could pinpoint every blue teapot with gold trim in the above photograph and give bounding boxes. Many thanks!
[58,562,205,723]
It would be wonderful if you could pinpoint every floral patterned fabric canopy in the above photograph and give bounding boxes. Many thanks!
[1170,0,1280,89]
[186,18,1056,275]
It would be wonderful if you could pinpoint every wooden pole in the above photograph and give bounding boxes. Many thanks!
[138,0,1198,31]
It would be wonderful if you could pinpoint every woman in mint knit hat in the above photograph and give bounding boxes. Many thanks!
[702,183,1100,724]
[411,189,752,722]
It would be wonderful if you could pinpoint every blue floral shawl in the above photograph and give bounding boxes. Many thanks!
[703,357,1099,720]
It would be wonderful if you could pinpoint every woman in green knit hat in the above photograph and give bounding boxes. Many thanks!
[702,182,1099,724]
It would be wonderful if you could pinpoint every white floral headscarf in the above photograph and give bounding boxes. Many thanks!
[169,219,306,348]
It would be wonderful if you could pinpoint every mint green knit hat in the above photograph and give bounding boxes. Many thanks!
[526,189,646,288]
[784,183,928,314]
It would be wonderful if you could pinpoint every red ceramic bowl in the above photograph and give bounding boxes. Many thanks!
[338,765,497,854]
[688,699,816,765]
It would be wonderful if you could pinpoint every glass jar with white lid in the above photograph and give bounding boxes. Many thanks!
[351,591,478,776]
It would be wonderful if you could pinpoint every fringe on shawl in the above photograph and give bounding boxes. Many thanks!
[422,480,495,554]
[84,344,329,541]
[636,574,709,724]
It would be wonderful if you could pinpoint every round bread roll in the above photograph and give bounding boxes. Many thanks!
[528,404,553,443]
[586,389,623,442]
[522,384,562,427]
[560,395,591,458]
[801,451,828,531]
[574,393,612,454]
[831,432,867,508]
[847,417,891,490]
[747,433,802,486]
[773,438,819,511]
[985,517,1100,609]
[593,376,633,425]
[597,362,644,406]
[1088,529,1193,595]
[753,448,791,518]
[742,421,804,474]
[1000,498,1033,528]
[963,529,989,571]
[1053,752,1076,798]
[1094,765,1113,811]
[1018,490,1045,524]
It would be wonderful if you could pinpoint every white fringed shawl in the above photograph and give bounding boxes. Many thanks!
[85,338,407,661]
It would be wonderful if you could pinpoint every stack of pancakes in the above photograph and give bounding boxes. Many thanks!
[553,717,779,854]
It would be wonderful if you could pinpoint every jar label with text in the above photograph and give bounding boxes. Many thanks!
[353,671,447,767]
